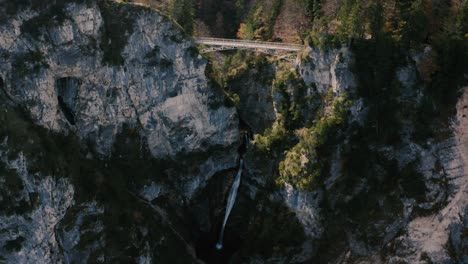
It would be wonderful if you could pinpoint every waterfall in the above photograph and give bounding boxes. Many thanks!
[215,159,244,250]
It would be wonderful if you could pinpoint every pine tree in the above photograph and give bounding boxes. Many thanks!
[169,0,195,34]
[338,0,365,45]
[311,0,321,20]
[368,1,384,40]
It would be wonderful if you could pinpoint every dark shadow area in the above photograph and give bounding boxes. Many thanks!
[190,166,245,263]
[56,77,81,125]
[57,95,76,125]
[195,223,243,264]
[193,132,252,263]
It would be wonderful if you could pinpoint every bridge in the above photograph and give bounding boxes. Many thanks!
[194,37,304,56]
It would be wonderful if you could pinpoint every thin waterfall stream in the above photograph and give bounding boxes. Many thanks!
[215,159,244,250]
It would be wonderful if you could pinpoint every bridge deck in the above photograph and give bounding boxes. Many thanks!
[195,37,304,52]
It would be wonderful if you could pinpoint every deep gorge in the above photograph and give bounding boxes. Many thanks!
[0,0,467,263]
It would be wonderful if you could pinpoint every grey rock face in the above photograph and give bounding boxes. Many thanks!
[0,2,241,262]
[283,50,467,263]
[229,47,355,135]
[0,147,74,264]
[1,2,466,263]
[297,47,356,95]
[228,66,277,133]
[282,183,323,238]
[139,182,163,202]
[449,206,468,263]
[183,147,239,199]
[56,201,105,264]
[0,1,239,158]
[342,87,468,264]
[281,183,323,261]
[391,87,468,263]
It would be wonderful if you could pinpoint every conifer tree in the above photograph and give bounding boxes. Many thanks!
[169,0,195,34]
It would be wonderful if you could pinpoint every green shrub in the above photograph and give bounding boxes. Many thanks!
[277,93,350,190]
[264,0,283,40]
[229,93,241,108]
[168,0,195,34]
[206,50,269,92]
[337,0,365,44]
[429,0,468,107]
[144,46,160,59]
[273,66,307,130]
[159,58,173,68]
[294,0,322,20]
[251,65,308,153]
[253,121,288,152]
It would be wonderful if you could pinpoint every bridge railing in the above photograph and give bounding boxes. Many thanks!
[195,37,303,47]
[195,37,304,51]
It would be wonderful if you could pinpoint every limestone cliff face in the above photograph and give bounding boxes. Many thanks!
[298,55,467,263]
[0,1,238,158]
[389,87,468,264]
[0,1,466,263]
[0,1,239,263]
[233,46,467,263]
[226,47,356,134]
[229,48,358,262]
[0,147,74,264]
[297,47,356,95]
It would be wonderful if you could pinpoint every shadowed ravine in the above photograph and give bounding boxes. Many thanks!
[216,159,244,250]
[194,132,250,263]
[1,1,467,263]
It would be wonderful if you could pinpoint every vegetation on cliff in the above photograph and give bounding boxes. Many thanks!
[278,91,350,190]
[1,0,467,262]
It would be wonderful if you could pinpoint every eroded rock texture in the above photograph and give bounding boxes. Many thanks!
[0,1,238,158]
[0,1,239,263]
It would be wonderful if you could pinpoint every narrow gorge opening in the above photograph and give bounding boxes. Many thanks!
[215,159,243,250]
[55,77,81,125]
[0,76,4,90]
[193,129,251,263]
[193,168,245,264]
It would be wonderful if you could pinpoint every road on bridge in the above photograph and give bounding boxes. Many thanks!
[194,37,304,52]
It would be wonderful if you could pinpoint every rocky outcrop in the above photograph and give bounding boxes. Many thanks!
[228,47,356,134]
[56,201,105,264]
[223,45,357,260]
[270,49,467,263]
[281,183,323,261]
[227,65,277,133]
[297,47,356,95]
[449,206,468,263]
[0,2,466,263]
[387,87,468,263]
[0,1,240,262]
[0,147,74,264]
[0,1,239,158]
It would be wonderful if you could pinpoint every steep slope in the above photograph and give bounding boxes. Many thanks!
[0,0,467,263]
[0,0,238,158]
[393,88,468,263]
[0,1,240,262]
